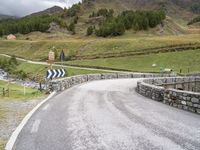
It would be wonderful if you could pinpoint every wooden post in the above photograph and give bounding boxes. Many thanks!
[7,87,9,97]
[3,88,5,97]
[24,84,26,96]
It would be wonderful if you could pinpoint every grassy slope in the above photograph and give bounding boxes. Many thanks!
[0,55,108,79]
[0,34,200,60]
[17,62,107,77]
[0,80,44,101]
[67,49,200,74]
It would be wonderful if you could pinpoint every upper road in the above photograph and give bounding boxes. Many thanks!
[14,79,200,150]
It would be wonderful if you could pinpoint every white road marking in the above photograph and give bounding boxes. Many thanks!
[42,104,50,111]
[31,120,41,133]
[5,92,56,150]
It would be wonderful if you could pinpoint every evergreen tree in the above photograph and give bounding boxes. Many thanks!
[87,26,93,36]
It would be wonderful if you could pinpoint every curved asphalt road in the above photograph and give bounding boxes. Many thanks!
[14,79,200,150]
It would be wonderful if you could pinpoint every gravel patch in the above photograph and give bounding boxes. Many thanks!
[0,97,46,149]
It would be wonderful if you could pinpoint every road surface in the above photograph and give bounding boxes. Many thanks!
[14,79,200,150]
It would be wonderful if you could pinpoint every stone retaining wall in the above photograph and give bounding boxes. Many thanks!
[137,77,200,114]
[49,73,175,92]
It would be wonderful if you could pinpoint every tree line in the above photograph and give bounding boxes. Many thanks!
[191,3,200,14]
[88,10,166,37]
[0,14,58,36]
[89,9,114,18]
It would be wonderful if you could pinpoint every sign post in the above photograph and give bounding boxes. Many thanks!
[23,82,26,96]
[48,50,55,69]
[60,50,65,67]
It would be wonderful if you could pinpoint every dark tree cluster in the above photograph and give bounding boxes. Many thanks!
[95,10,166,37]
[86,26,95,36]
[0,14,57,36]
[65,3,81,17]
[67,22,75,34]
[89,9,114,18]
[95,18,125,37]
[191,3,200,14]
[188,16,200,25]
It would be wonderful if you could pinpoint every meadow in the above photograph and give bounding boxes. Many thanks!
[0,34,200,61]
[67,49,200,74]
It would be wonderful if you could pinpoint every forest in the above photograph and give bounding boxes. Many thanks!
[94,10,166,37]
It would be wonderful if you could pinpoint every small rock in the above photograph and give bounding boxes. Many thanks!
[181,101,186,105]
[197,109,200,114]
[186,97,191,101]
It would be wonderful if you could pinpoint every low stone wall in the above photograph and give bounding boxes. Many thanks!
[137,77,200,114]
[49,73,175,92]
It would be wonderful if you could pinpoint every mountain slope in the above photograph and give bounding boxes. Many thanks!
[82,0,198,19]
[0,14,16,20]
[28,6,63,16]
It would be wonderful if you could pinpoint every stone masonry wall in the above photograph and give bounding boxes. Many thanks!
[137,77,200,114]
[49,73,175,92]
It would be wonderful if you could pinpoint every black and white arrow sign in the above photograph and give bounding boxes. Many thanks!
[47,69,65,79]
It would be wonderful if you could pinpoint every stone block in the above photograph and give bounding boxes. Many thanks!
[87,74,101,81]
[186,97,191,101]
[186,101,193,107]
[191,97,199,103]
[117,73,132,79]
[183,106,188,110]
[188,107,195,113]
[178,105,183,109]
[181,101,186,105]
[197,109,200,114]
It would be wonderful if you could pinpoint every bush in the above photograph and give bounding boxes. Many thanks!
[67,22,75,34]
[188,16,200,25]
[191,3,200,14]
[86,26,93,36]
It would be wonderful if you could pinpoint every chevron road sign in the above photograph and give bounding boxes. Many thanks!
[47,69,65,79]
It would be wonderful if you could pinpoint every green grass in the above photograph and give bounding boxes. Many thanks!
[0,34,200,60]
[0,55,109,80]
[17,61,107,77]
[67,49,200,74]
[0,80,44,101]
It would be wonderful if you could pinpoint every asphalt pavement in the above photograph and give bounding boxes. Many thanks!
[13,79,200,150]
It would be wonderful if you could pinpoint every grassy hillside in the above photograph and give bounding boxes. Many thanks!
[0,80,44,100]
[67,48,200,74]
[0,34,200,60]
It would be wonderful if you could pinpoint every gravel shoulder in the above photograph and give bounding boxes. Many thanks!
[0,97,46,150]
